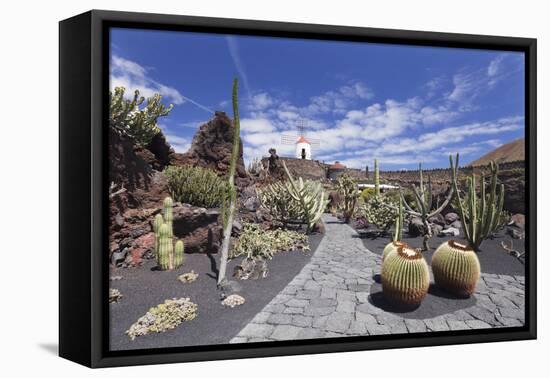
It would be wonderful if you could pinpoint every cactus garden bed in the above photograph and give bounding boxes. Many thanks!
[109,231,324,351]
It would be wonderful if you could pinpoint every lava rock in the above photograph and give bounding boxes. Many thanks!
[440,227,460,237]
[445,212,459,224]
[408,217,426,237]
[428,213,446,226]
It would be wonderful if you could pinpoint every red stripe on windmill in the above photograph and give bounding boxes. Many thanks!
[281,118,320,160]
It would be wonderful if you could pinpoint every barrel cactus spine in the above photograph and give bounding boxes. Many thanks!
[382,240,408,262]
[174,240,185,269]
[163,196,174,238]
[381,246,430,307]
[157,223,173,271]
[432,240,480,297]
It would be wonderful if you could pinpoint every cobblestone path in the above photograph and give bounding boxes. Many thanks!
[230,214,525,343]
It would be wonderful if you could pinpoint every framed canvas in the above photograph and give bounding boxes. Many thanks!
[59,10,537,368]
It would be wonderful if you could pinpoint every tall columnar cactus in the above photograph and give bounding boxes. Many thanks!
[173,240,185,269]
[381,246,430,307]
[392,197,404,242]
[163,197,174,238]
[374,159,380,197]
[153,213,164,258]
[450,155,505,252]
[399,157,457,251]
[157,223,173,271]
[335,173,360,223]
[432,240,480,297]
[282,161,329,233]
[218,78,241,286]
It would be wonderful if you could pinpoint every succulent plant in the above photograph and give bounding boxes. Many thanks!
[381,246,430,306]
[450,155,505,252]
[336,173,360,223]
[218,78,241,285]
[382,240,408,262]
[282,161,329,233]
[157,223,173,271]
[395,157,457,251]
[374,159,380,197]
[163,197,174,238]
[257,182,302,227]
[392,196,404,242]
[164,165,229,208]
[362,194,398,232]
[173,240,185,268]
[153,213,164,258]
[432,240,481,297]
[109,87,173,146]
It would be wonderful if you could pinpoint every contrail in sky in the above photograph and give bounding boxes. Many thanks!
[226,36,252,100]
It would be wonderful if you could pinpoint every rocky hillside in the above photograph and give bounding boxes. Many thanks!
[470,138,525,166]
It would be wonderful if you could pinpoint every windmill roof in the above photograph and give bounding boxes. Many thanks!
[296,135,310,144]
[330,161,346,169]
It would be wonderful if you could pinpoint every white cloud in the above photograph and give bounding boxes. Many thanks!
[110,55,214,114]
[226,36,251,99]
[164,134,191,153]
[241,118,276,133]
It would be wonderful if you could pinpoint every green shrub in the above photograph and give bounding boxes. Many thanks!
[359,187,376,203]
[164,165,228,208]
[362,195,398,231]
[230,223,309,260]
[109,87,173,146]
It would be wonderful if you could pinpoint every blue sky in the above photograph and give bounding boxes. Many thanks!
[110,28,525,170]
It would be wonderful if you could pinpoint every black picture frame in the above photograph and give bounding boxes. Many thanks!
[59,9,537,368]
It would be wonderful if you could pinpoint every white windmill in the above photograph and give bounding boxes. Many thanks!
[281,119,320,160]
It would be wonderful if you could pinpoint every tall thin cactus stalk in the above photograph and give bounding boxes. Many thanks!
[392,197,404,242]
[374,159,380,197]
[450,154,504,252]
[399,157,457,251]
[217,78,241,286]
[336,173,360,223]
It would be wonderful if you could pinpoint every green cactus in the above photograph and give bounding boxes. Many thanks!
[109,87,173,146]
[164,165,229,208]
[335,173,360,223]
[173,240,185,269]
[398,158,456,251]
[281,161,329,234]
[257,182,302,227]
[432,240,480,297]
[163,197,174,238]
[392,197,404,242]
[153,213,164,258]
[381,246,430,306]
[382,240,408,262]
[157,223,173,271]
[218,78,241,285]
[450,155,505,252]
[374,159,380,197]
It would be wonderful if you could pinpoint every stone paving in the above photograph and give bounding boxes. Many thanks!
[230,214,525,343]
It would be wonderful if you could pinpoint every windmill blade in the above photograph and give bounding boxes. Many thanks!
[281,134,298,144]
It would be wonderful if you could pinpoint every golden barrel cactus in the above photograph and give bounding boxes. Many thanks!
[432,240,480,297]
[381,246,430,307]
[382,240,408,262]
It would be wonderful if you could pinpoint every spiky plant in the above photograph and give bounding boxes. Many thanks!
[218,78,241,286]
[432,240,480,297]
[157,223,173,271]
[381,246,430,307]
[382,240,408,262]
[281,161,329,233]
[450,155,505,252]
[162,197,174,238]
[374,159,380,197]
[173,240,185,269]
[153,213,164,258]
[392,197,404,242]
[257,182,302,227]
[397,157,457,251]
[336,173,360,223]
